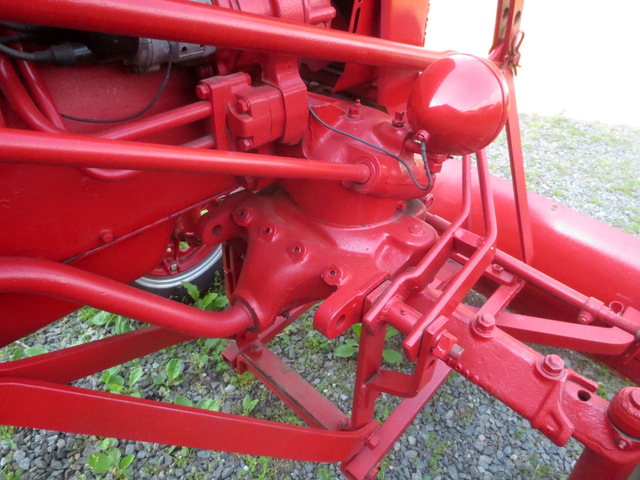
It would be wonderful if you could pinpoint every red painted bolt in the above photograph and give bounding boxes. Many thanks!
[609,387,640,439]
[541,354,565,377]
[99,229,114,244]
[237,137,253,151]
[236,98,250,114]
[577,313,590,324]
[491,263,504,273]
[475,313,495,335]
[392,111,405,127]
[195,84,209,99]
[348,99,362,118]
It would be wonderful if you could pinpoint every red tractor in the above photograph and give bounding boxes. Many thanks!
[0,0,639,478]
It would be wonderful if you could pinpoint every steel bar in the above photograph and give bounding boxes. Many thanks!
[494,250,640,336]
[0,326,193,384]
[403,150,498,358]
[0,257,253,338]
[236,346,348,430]
[0,127,371,182]
[0,378,377,462]
[97,102,212,141]
[342,361,451,480]
[494,312,633,354]
[503,68,534,263]
[0,0,449,71]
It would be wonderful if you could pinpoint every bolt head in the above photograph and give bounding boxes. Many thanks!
[195,84,209,100]
[542,354,565,376]
[169,263,178,272]
[475,313,495,334]
[237,138,253,151]
[236,98,250,114]
[99,230,114,243]
[392,111,405,127]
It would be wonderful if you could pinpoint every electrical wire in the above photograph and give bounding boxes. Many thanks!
[0,21,47,33]
[308,106,433,191]
[0,41,40,62]
[61,50,174,124]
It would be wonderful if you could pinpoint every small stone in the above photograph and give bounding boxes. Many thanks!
[224,384,236,393]
[18,457,31,470]
[221,466,234,479]
[405,449,418,460]
[13,449,26,463]
[408,435,416,446]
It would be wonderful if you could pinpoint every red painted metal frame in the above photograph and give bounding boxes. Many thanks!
[0,0,640,478]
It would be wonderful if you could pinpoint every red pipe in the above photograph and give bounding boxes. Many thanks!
[0,128,372,182]
[0,0,448,71]
[182,135,215,149]
[14,57,66,129]
[0,257,253,338]
[0,55,63,134]
[98,102,212,141]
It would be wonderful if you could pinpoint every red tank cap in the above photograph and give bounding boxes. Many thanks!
[407,54,509,156]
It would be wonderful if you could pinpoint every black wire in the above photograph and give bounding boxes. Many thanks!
[61,45,175,124]
[308,106,433,191]
[0,41,39,61]
[0,33,37,44]
[0,21,47,33]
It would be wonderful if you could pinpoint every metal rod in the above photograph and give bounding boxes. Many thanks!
[0,128,372,182]
[0,257,253,338]
[0,378,377,462]
[0,0,449,70]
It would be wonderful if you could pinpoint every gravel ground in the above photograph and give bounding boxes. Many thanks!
[1,114,639,480]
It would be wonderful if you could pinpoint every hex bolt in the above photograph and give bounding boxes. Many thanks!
[475,313,495,335]
[195,84,209,100]
[236,98,250,114]
[541,354,565,377]
[609,387,640,439]
[169,263,178,272]
[491,263,504,273]
[237,137,253,151]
